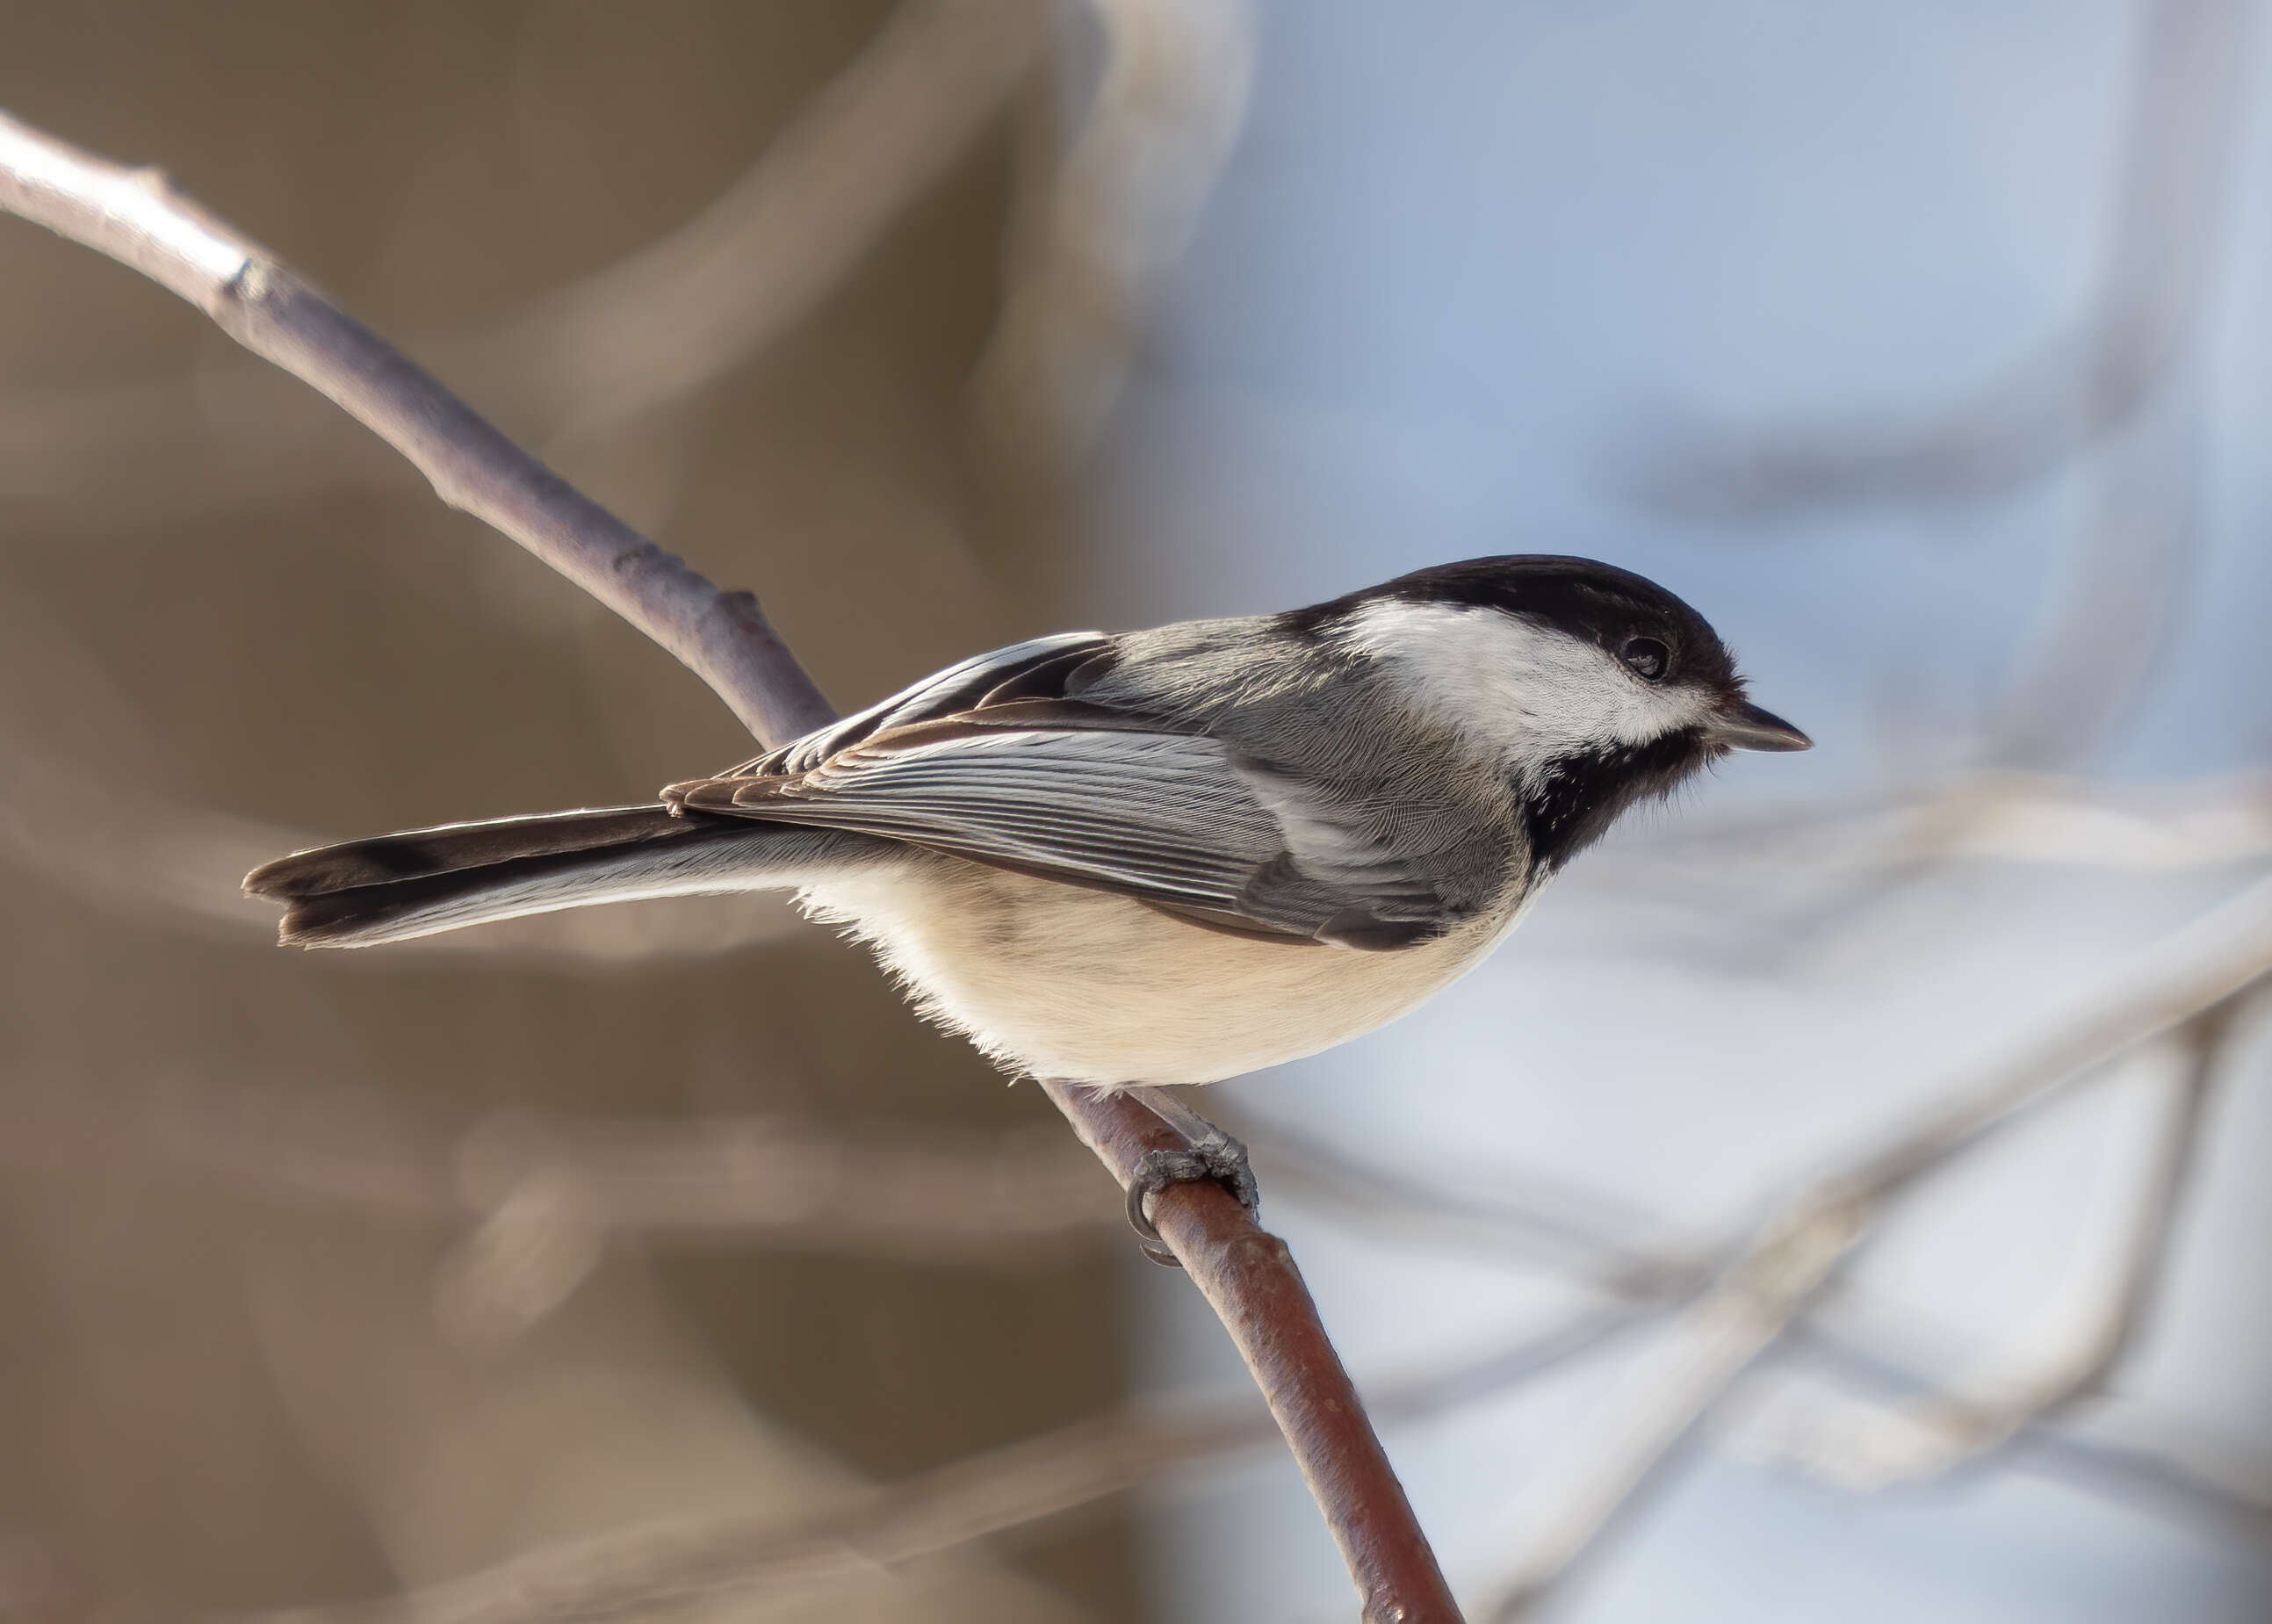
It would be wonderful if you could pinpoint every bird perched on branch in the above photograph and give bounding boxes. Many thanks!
[248,556,1806,1254]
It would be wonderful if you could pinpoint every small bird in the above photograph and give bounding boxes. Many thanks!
[247,555,1806,1252]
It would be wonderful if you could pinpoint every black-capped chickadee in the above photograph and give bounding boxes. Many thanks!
[248,556,1806,1245]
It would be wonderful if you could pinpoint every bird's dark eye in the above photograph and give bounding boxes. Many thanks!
[1619,636,1670,682]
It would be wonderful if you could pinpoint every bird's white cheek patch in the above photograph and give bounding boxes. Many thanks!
[1339,601,1709,758]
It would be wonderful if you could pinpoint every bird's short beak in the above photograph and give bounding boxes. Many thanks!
[1712,699,1812,753]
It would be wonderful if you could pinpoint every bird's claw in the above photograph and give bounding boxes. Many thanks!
[1125,1127,1260,1267]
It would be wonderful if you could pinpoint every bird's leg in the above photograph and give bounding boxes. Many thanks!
[1121,1085,1262,1267]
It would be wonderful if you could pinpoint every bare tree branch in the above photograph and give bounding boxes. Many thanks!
[0,111,834,749]
[1594,771,2272,882]
[1784,1323,2272,1541]
[1041,1078,1466,1622]
[1632,0,2254,797]
[47,1054,2237,1556]
[263,992,2268,1624]
[1477,875,2272,1618]
[465,0,1047,442]
[1235,1078,2272,1552]
[0,108,1462,1623]
[244,1305,1649,1624]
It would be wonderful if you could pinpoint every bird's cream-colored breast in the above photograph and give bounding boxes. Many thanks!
[797,853,1525,1087]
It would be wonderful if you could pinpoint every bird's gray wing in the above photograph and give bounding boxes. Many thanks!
[667,639,1480,947]
[678,725,1289,924]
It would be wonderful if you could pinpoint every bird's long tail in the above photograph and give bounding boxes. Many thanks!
[243,805,870,948]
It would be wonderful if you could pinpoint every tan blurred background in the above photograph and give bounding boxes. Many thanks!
[0,4,1139,1620]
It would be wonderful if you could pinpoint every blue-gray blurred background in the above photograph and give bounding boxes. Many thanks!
[0,3,2266,1621]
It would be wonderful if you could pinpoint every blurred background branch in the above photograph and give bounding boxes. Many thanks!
[1631,0,2251,524]
[1746,1005,2235,1493]
[973,0,1253,471]
[0,0,1051,521]
[1478,888,2272,1618]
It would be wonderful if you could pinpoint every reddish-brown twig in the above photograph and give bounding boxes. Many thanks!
[1044,1079,1464,1622]
[0,106,1462,1621]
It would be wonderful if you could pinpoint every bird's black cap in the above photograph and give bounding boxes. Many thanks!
[1280,554,1741,694]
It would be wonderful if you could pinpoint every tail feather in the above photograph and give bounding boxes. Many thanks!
[244,805,868,948]
[245,806,690,898]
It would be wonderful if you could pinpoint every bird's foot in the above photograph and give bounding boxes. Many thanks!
[1123,1101,1261,1267]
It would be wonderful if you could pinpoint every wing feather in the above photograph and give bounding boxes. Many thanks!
[729,632,1114,779]
[666,632,1474,947]
[682,730,1271,909]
